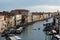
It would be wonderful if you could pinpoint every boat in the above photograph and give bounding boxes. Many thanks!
[9,36,16,40]
[43,24,46,26]
[16,27,23,34]
[14,36,22,40]
[52,30,57,34]
[9,35,22,40]
[46,19,48,22]
[43,26,51,31]
[43,23,53,26]
[33,29,36,30]
[46,31,53,35]
[38,28,40,30]
[54,34,60,39]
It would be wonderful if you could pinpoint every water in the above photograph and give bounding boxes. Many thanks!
[0,34,6,40]
[17,18,53,40]
[0,18,53,40]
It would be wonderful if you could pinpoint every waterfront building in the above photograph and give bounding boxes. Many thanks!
[42,12,53,19]
[0,11,15,33]
[32,12,40,21]
[38,12,44,20]
[32,12,53,22]
[43,13,49,19]
[32,12,43,21]
[10,9,29,26]
[27,15,33,23]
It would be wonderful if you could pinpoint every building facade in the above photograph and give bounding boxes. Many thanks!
[11,9,29,26]
[32,12,44,21]
[0,11,15,33]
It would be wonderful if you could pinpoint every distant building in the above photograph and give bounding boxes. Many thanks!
[32,12,43,21]
[32,12,52,22]
[43,13,49,19]
[27,15,33,23]
[10,9,29,25]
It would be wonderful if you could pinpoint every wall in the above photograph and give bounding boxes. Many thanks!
[16,14,22,25]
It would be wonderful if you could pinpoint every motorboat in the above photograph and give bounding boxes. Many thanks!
[52,30,57,34]
[54,34,60,39]
[9,35,22,40]
[16,27,23,33]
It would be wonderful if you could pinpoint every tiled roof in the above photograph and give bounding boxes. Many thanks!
[11,9,29,12]
[0,11,15,16]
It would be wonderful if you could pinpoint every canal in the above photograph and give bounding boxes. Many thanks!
[17,18,53,40]
[0,17,53,40]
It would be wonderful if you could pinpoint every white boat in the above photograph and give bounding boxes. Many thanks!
[17,27,23,31]
[9,35,22,40]
[52,30,57,33]
[14,36,22,40]
[54,34,60,39]
[9,36,16,40]
[16,27,23,33]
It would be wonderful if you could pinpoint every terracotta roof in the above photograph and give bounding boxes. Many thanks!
[0,11,15,16]
[32,12,43,15]
[32,12,52,15]
[11,9,29,13]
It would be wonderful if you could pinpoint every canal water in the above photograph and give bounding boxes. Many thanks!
[0,18,53,40]
[17,18,53,40]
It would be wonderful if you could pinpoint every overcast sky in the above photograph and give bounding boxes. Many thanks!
[0,0,60,12]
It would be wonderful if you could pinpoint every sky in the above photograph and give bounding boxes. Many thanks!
[0,0,60,12]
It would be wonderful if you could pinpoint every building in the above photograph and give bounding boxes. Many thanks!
[32,12,43,21]
[27,15,33,23]
[0,11,15,33]
[32,12,53,22]
[10,9,29,26]
[43,12,52,19]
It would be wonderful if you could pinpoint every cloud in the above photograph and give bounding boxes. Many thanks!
[24,5,60,12]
